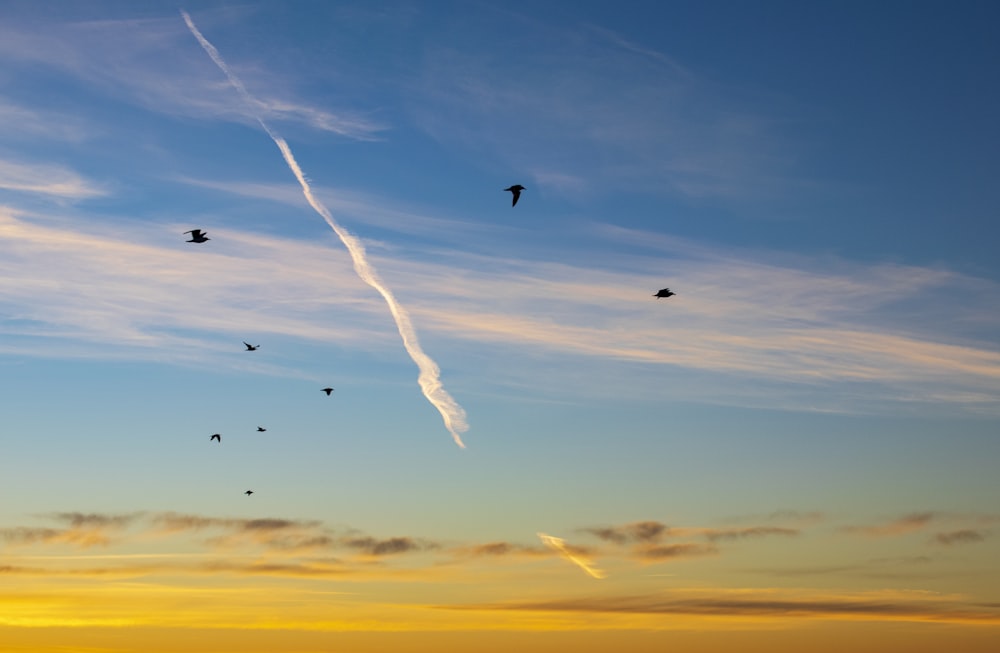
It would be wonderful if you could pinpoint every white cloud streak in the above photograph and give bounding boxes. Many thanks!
[181,10,468,447]
[537,532,606,579]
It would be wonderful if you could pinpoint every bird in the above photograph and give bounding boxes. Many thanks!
[244,490,254,496]
[257,426,266,432]
[504,184,525,207]
[653,288,676,299]
[322,387,335,395]
[243,341,259,351]
[184,229,210,243]
[210,433,221,442]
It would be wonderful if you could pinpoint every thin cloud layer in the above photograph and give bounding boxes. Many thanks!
[932,530,987,546]
[411,15,803,202]
[446,588,1000,625]
[844,512,937,538]
[3,203,999,415]
[0,158,106,199]
[0,14,385,139]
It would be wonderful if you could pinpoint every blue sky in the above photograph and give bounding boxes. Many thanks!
[1,2,998,649]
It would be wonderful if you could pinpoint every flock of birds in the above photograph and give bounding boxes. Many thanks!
[184,184,674,495]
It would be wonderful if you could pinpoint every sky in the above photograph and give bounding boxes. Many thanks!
[1,1,998,651]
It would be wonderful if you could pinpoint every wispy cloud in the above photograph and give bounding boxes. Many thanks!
[445,588,1000,625]
[633,543,718,562]
[341,535,438,557]
[931,530,987,546]
[0,100,93,142]
[3,201,999,415]
[843,512,937,538]
[583,520,669,545]
[409,15,805,202]
[581,519,798,564]
[702,527,799,543]
[0,158,106,199]
[1,512,141,549]
[452,541,549,558]
[0,14,384,139]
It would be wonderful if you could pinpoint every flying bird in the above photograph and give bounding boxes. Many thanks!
[322,387,334,395]
[243,341,259,351]
[184,229,210,243]
[654,288,676,299]
[244,490,254,496]
[504,184,525,207]
[257,426,266,432]
[210,433,221,442]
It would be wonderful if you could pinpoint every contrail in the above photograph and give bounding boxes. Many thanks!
[182,10,468,448]
[537,532,606,579]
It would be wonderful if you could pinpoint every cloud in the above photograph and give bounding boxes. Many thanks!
[409,15,806,203]
[583,521,670,545]
[2,201,1000,416]
[47,512,143,529]
[634,543,718,562]
[0,100,93,142]
[701,527,799,542]
[340,535,436,557]
[844,512,937,538]
[538,533,606,579]
[444,588,1000,624]
[932,530,987,546]
[149,512,335,553]
[452,541,549,558]
[0,14,384,140]
[0,512,142,549]
[583,520,799,547]
[0,158,107,199]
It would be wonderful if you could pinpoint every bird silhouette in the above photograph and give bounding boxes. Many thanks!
[654,288,676,299]
[243,341,259,351]
[210,433,221,442]
[257,426,266,432]
[244,490,254,496]
[322,387,335,395]
[185,229,210,243]
[504,184,525,207]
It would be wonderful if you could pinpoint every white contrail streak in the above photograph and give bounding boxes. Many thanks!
[182,10,468,448]
[537,532,606,579]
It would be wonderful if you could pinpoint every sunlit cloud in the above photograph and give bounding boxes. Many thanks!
[451,541,549,558]
[446,588,1000,625]
[745,558,946,581]
[3,198,999,416]
[537,532,605,579]
[1,512,142,549]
